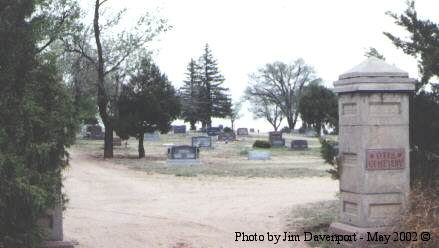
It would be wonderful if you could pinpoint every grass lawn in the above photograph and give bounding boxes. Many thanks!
[73,132,335,178]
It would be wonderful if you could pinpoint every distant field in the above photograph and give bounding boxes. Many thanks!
[73,132,335,178]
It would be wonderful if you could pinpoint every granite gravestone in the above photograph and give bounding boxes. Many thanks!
[144,132,160,141]
[237,128,249,136]
[86,125,104,140]
[218,132,236,142]
[328,58,416,247]
[305,130,318,137]
[248,150,271,160]
[249,128,255,133]
[173,125,187,134]
[269,131,285,147]
[167,145,200,165]
[206,127,221,136]
[192,136,213,149]
[290,140,308,150]
[113,137,122,146]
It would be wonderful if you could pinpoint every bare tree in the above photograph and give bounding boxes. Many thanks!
[62,0,170,158]
[246,59,318,130]
[245,94,284,131]
[229,100,243,131]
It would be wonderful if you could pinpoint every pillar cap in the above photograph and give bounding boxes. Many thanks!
[334,58,416,93]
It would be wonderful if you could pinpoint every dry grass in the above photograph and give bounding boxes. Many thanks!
[72,132,332,178]
[391,185,439,248]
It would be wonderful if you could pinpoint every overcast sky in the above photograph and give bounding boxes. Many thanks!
[81,0,439,132]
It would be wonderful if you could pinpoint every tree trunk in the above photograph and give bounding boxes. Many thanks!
[103,122,113,158]
[315,123,322,137]
[138,133,145,158]
[207,118,212,128]
[94,0,113,158]
[231,119,235,131]
[190,121,196,131]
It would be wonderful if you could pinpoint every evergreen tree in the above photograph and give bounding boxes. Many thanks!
[180,59,203,130]
[198,44,232,127]
[0,1,75,247]
[116,58,180,158]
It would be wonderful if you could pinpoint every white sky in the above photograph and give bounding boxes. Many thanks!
[80,0,439,132]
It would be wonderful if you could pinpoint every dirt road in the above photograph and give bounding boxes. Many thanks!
[63,150,338,248]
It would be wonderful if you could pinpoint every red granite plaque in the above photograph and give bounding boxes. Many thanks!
[366,149,405,170]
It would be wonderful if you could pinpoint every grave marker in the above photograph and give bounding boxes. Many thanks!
[237,128,249,136]
[206,127,221,136]
[173,125,186,134]
[167,145,200,165]
[269,131,285,147]
[144,132,160,141]
[248,150,271,160]
[290,140,308,150]
[191,136,213,149]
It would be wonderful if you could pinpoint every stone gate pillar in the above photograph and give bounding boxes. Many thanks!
[329,58,416,247]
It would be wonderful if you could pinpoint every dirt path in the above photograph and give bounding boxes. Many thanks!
[63,149,338,248]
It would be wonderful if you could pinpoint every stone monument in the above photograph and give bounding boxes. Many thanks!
[329,58,416,247]
[167,145,200,165]
[248,150,271,160]
[206,127,221,136]
[269,131,285,147]
[192,136,213,149]
[237,128,249,136]
[290,140,308,150]
[173,125,187,134]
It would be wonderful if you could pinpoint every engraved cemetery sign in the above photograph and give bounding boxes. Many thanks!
[366,149,405,170]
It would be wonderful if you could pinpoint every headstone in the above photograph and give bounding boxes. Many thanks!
[113,137,122,146]
[206,127,221,136]
[144,132,160,141]
[218,124,224,130]
[218,132,236,142]
[191,136,213,149]
[290,140,308,150]
[173,125,186,134]
[329,58,416,247]
[249,128,255,133]
[305,130,318,137]
[248,150,271,160]
[269,131,285,147]
[86,124,105,140]
[167,145,200,165]
[237,128,249,136]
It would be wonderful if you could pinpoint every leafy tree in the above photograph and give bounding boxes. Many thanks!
[62,0,170,158]
[116,58,180,158]
[198,44,232,127]
[364,47,386,60]
[385,0,439,186]
[298,82,338,136]
[0,1,75,246]
[180,58,203,130]
[246,59,318,130]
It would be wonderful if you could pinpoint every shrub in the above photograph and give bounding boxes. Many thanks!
[320,138,340,179]
[223,127,233,133]
[391,184,438,248]
[253,140,271,148]
[280,126,291,133]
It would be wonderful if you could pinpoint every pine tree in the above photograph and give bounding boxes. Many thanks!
[180,59,203,130]
[198,44,232,127]
[116,58,180,158]
[0,1,75,246]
